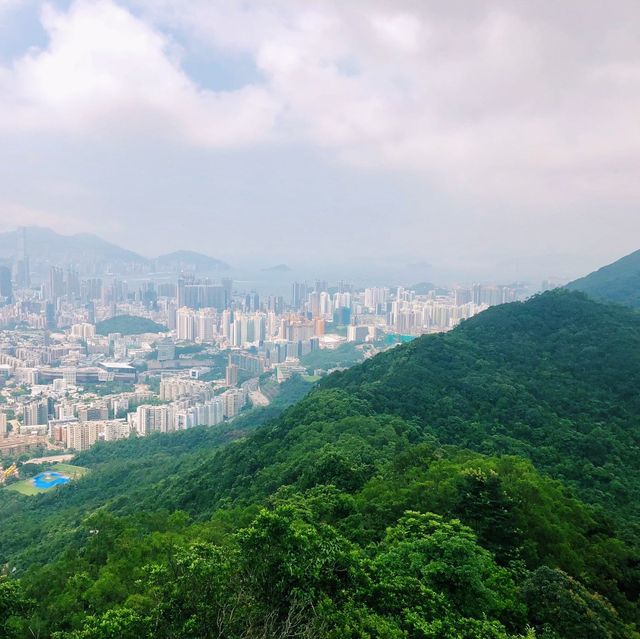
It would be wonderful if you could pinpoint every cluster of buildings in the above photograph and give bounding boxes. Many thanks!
[0,235,532,459]
[133,386,246,434]
[3,371,250,453]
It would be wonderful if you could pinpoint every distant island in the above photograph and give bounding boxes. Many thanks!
[155,250,230,272]
[96,315,167,336]
[262,263,292,272]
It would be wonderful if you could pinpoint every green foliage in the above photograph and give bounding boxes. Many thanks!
[84,381,135,397]
[95,315,166,336]
[266,373,314,409]
[52,608,149,639]
[322,290,640,523]
[301,342,365,371]
[0,577,32,638]
[53,504,530,639]
[522,567,629,639]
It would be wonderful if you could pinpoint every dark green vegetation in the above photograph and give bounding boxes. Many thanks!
[84,381,135,397]
[1,290,640,638]
[322,290,640,523]
[259,373,315,408]
[95,315,167,336]
[567,249,640,308]
[300,341,366,370]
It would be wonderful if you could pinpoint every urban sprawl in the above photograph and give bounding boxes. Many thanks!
[0,245,541,466]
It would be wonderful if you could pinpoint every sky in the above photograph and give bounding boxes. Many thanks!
[0,0,639,282]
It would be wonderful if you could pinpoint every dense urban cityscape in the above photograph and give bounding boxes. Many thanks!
[0,226,545,466]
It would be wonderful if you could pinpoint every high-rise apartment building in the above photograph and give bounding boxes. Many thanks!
[48,266,65,302]
[291,282,308,309]
[225,363,239,387]
[23,399,48,426]
[178,278,227,310]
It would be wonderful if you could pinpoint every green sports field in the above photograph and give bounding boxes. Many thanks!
[6,463,88,496]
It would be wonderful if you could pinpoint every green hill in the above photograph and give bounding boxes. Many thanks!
[1,291,640,638]
[321,290,640,519]
[566,249,640,307]
[95,315,167,336]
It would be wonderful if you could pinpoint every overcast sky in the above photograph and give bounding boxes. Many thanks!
[0,0,639,280]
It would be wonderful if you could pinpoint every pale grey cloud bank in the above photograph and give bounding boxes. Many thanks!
[0,0,639,281]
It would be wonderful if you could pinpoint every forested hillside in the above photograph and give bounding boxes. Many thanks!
[322,290,640,522]
[95,315,167,336]
[567,249,640,307]
[2,290,640,638]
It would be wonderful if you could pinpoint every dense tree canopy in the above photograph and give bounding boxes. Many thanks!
[95,315,167,336]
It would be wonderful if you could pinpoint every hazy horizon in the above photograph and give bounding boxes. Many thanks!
[0,223,625,288]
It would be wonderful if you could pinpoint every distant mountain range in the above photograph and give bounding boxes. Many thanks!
[0,227,146,266]
[566,248,640,308]
[0,227,229,274]
[262,263,291,272]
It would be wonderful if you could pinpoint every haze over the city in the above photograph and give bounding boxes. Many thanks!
[1,0,639,281]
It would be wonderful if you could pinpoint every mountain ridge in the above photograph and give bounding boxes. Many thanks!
[0,227,230,272]
[566,248,640,307]
[0,226,146,265]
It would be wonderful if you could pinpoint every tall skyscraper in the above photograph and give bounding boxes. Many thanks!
[178,277,226,310]
[222,278,233,309]
[225,362,239,387]
[0,266,12,304]
[15,226,30,288]
[49,266,65,302]
[176,308,196,341]
[66,269,80,299]
[291,282,307,309]
[86,302,96,324]
[45,302,56,329]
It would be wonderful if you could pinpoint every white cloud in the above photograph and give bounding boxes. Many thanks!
[129,0,640,207]
[0,0,279,146]
[1,0,640,266]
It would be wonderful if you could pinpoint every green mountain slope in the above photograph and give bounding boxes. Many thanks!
[567,249,640,307]
[2,291,640,638]
[322,290,640,520]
